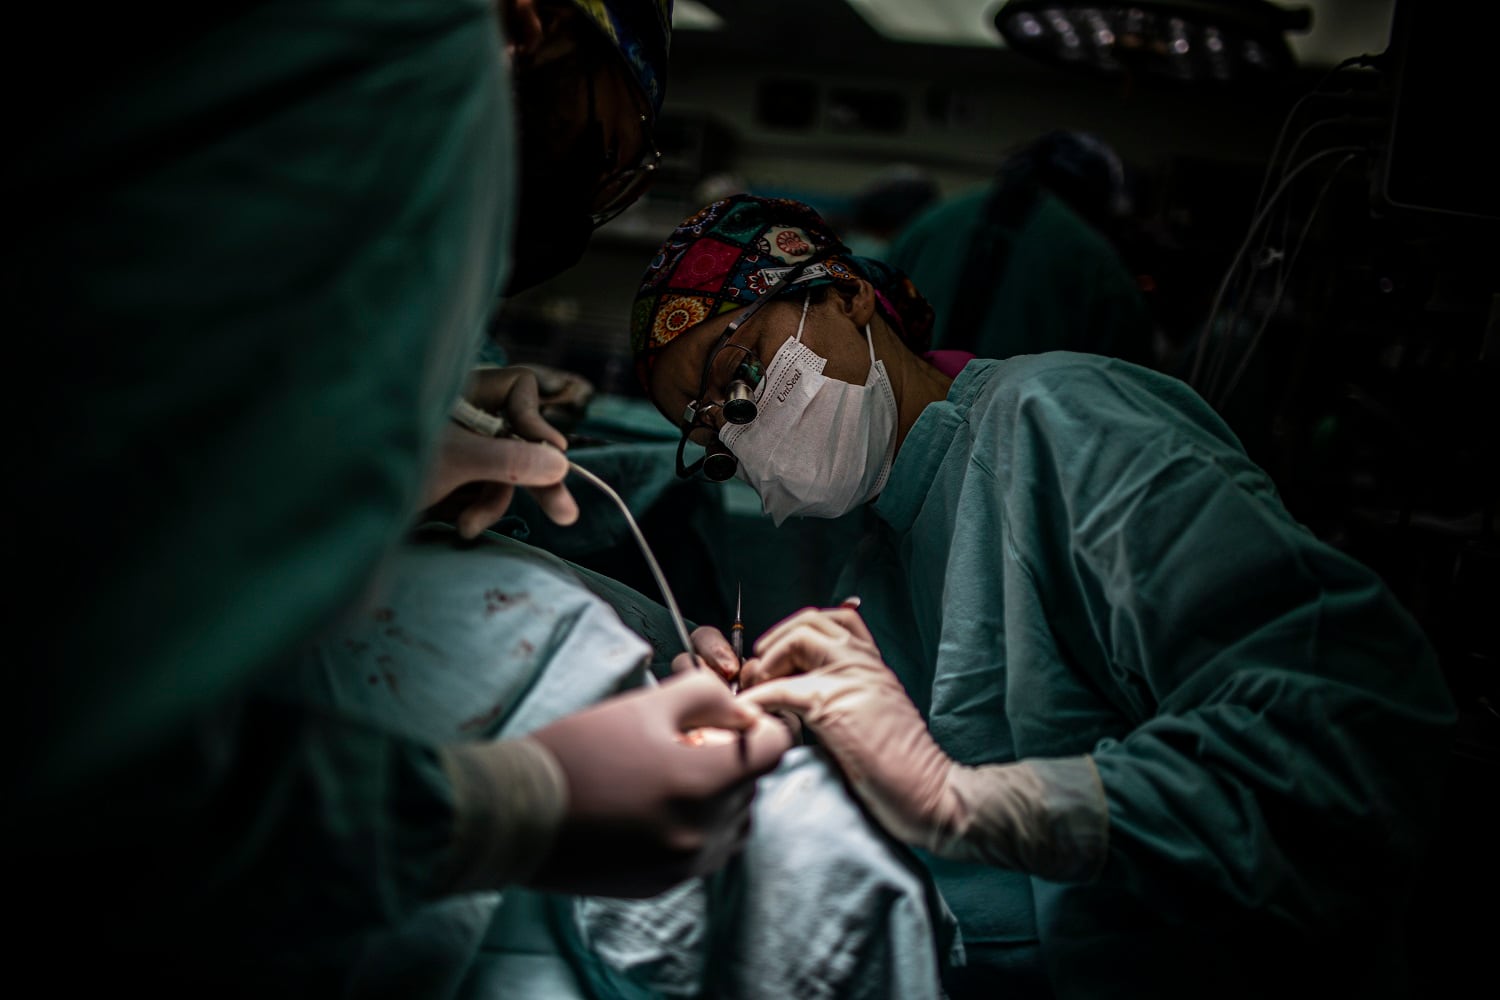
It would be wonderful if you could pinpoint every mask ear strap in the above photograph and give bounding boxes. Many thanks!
[864,322,876,365]
[793,291,811,343]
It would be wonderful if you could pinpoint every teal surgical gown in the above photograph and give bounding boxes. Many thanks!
[9,1,513,988]
[838,354,1456,998]
[885,188,1153,366]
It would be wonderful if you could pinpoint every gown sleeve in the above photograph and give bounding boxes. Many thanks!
[1007,359,1455,930]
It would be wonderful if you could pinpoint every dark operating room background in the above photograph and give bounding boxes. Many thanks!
[491,2,1497,991]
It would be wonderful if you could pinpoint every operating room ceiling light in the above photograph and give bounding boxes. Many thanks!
[672,0,724,31]
[994,1,1313,83]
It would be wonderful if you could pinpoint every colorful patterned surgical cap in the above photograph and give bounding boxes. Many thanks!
[629,195,934,387]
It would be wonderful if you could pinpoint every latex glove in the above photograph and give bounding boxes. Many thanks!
[670,625,741,685]
[421,367,579,535]
[740,607,1108,882]
[525,670,795,898]
[464,365,583,443]
[515,363,596,434]
[669,627,804,744]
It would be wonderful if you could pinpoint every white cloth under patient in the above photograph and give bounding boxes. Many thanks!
[291,525,959,999]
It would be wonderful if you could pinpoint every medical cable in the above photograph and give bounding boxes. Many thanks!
[564,460,697,658]
[1214,151,1365,408]
[450,397,698,658]
[1248,55,1378,218]
[1204,256,1273,404]
[1202,113,1342,391]
[1209,123,1350,396]
[1209,148,1363,403]
[1279,118,1348,188]
[1192,54,1381,392]
[1189,145,1366,393]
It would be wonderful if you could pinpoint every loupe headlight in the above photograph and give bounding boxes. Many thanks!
[723,380,756,424]
[702,440,738,482]
[721,358,764,425]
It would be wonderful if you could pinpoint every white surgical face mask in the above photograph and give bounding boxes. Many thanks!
[719,294,898,525]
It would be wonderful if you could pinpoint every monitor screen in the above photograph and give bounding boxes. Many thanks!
[1381,0,1500,221]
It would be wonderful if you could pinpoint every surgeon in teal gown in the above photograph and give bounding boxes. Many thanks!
[631,195,1457,999]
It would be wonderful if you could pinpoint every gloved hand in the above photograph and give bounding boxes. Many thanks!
[669,626,804,743]
[525,670,795,897]
[515,362,596,434]
[739,606,1108,882]
[670,625,741,685]
[420,366,579,535]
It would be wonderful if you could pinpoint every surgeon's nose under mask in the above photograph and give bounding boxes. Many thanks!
[719,295,898,525]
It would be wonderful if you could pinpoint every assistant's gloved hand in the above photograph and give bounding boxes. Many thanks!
[515,362,596,434]
[739,607,1108,882]
[669,627,804,743]
[420,366,579,536]
[669,625,741,685]
[525,670,794,898]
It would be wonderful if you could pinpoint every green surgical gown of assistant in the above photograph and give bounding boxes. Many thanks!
[838,354,1456,998]
[10,1,514,989]
[885,188,1153,366]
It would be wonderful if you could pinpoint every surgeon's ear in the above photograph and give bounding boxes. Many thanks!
[833,278,879,329]
[507,0,589,75]
[502,0,546,64]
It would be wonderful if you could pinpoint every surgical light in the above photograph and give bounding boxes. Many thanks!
[993,1,1313,84]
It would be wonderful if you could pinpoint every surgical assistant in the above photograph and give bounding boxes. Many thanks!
[630,195,1457,998]
[7,2,791,992]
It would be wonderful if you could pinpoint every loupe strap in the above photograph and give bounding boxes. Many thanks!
[675,431,706,479]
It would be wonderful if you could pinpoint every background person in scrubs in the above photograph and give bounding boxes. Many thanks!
[7,2,791,993]
[886,130,1156,368]
[630,194,1457,999]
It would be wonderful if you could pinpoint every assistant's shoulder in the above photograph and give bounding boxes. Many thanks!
[888,188,991,255]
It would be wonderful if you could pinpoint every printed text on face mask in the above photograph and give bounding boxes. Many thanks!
[776,370,802,403]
